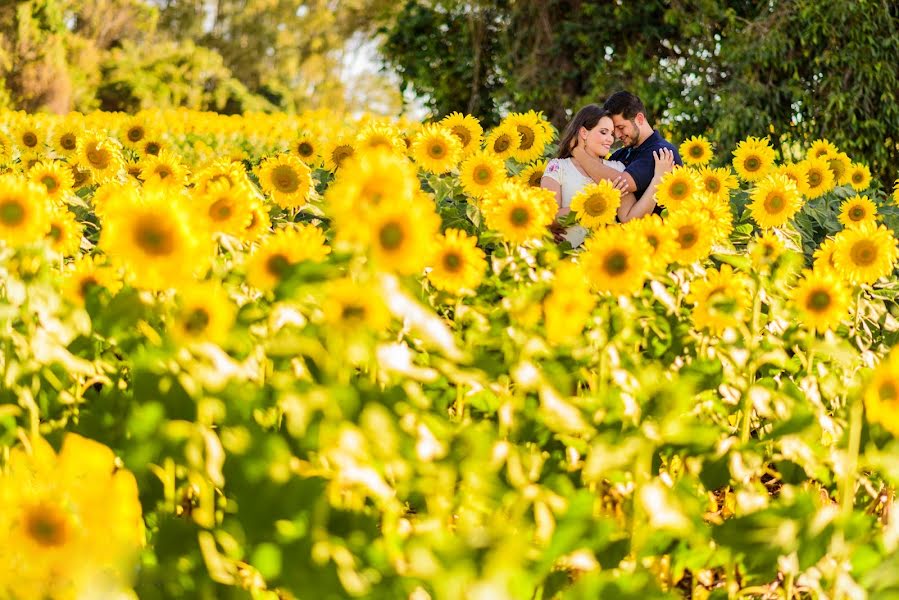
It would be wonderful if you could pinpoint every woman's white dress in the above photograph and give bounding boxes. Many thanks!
[542,157,625,247]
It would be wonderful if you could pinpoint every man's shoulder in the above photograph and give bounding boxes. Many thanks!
[608,148,627,162]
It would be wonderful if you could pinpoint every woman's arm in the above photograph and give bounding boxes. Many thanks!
[540,176,567,241]
[617,148,675,223]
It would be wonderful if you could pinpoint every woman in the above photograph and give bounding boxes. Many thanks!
[541,104,674,247]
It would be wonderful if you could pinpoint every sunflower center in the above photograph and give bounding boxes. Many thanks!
[332,145,354,168]
[806,289,832,312]
[528,172,542,187]
[145,142,161,156]
[265,253,292,278]
[72,168,89,187]
[24,502,71,548]
[690,145,704,158]
[493,135,511,153]
[516,125,535,150]
[764,192,785,213]
[379,221,406,251]
[22,132,38,148]
[828,159,846,179]
[879,381,898,404]
[705,178,720,193]
[209,198,234,221]
[155,166,172,179]
[297,142,314,157]
[807,170,822,187]
[271,165,300,193]
[79,276,99,299]
[671,181,689,199]
[41,175,59,192]
[850,240,878,266]
[127,127,145,143]
[849,206,866,221]
[49,224,62,241]
[603,250,629,276]
[427,142,446,159]
[60,133,77,151]
[442,251,463,272]
[135,221,175,256]
[677,226,698,249]
[183,308,211,334]
[0,199,25,226]
[510,206,531,227]
[646,234,660,249]
[451,126,472,147]
[474,166,492,184]
[584,194,609,216]
[744,156,761,172]
[341,304,366,321]
[86,145,111,170]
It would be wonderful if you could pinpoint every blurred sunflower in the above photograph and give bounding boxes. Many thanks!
[412,124,462,174]
[321,277,390,333]
[675,193,733,242]
[790,269,851,333]
[807,139,838,161]
[45,206,82,256]
[679,135,713,166]
[427,228,486,294]
[0,176,51,246]
[61,254,122,305]
[121,116,151,149]
[363,199,439,274]
[28,160,74,202]
[242,200,272,244]
[195,181,254,237]
[686,264,750,334]
[139,150,188,189]
[77,133,124,184]
[774,162,811,197]
[655,167,702,211]
[483,182,553,244]
[802,156,836,199]
[847,163,872,191]
[505,111,551,163]
[291,132,321,165]
[696,166,738,201]
[838,195,878,229]
[569,180,621,228]
[825,151,853,186]
[170,284,236,346]
[484,122,521,160]
[441,112,484,157]
[580,227,650,296]
[666,211,714,264]
[0,131,12,165]
[748,174,803,229]
[256,154,312,209]
[11,119,45,158]
[246,224,331,290]
[865,348,899,437]
[622,214,676,271]
[518,160,548,188]
[458,151,507,199]
[50,123,80,158]
[813,237,838,274]
[322,136,356,171]
[543,261,595,345]
[356,123,405,155]
[732,136,775,182]
[138,135,166,157]
[192,159,250,195]
[833,222,898,285]
[749,230,784,271]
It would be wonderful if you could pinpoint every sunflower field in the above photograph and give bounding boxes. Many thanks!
[3,108,899,600]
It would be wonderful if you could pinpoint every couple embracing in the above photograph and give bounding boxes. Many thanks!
[541,91,682,247]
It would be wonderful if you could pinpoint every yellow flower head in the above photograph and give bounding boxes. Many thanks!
[674,193,733,243]
[28,160,74,202]
[484,122,521,160]
[833,222,898,285]
[680,135,714,166]
[459,150,507,199]
[247,224,331,290]
[256,153,312,209]
[120,115,152,149]
[807,138,838,161]
[441,112,484,157]
[11,119,45,158]
[0,175,51,246]
[322,136,357,172]
[45,205,82,257]
[666,211,714,265]
[748,174,803,229]
[847,163,872,192]
[838,195,878,229]
[865,348,899,437]
[732,136,776,182]
[192,159,251,195]
[543,260,595,345]
[622,213,677,271]
[826,151,853,186]
[570,180,621,228]
[749,230,784,270]
[790,268,852,333]
[412,123,463,174]
[0,130,12,165]
[77,132,124,184]
[427,228,487,294]
[483,182,554,244]
[696,166,738,201]
[61,254,122,305]
[774,162,811,197]
[813,237,838,274]
[364,198,440,274]
[580,227,650,296]
[655,167,702,211]
[801,156,836,199]
[50,123,81,158]
[519,160,548,188]
[291,132,321,166]
[139,149,189,189]
[170,283,236,346]
[195,180,255,237]
[356,122,406,155]
[504,111,551,163]
[686,264,750,334]
[321,277,390,333]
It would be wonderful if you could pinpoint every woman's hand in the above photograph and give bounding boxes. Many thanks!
[653,148,675,176]
[610,176,629,193]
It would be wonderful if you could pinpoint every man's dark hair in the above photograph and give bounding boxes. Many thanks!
[603,91,648,122]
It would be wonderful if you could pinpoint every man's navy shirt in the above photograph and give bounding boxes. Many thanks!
[609,130,682,200]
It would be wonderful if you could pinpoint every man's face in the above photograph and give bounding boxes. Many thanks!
[611,114,640,148]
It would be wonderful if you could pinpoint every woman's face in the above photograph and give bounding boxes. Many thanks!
[580,116,615,157]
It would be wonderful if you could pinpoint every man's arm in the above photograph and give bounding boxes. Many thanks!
[570,145,637,192]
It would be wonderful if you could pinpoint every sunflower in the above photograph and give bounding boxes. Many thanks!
[120,116,151,149]
[139,135,166,157]
[655,167,702,211]
[518,160,548,188]
[543,261,595,345]
[807,138,838,161]
[458,150,507,199]
[569,180,621,228]
[748,174,803,229]
[790,269,852,333]
[241,200,272,243]
[666,211,714,265]
[774,162,811,197]
[505,111,551,163]
[169,284,236,346]
[70,164,92,190]
[674,193,733,243]
[61,254,122,305]
[801,156,836,199]
[732,136,776,182]
[838,195,878,229]
[139,150,188,188]
[686,264,750,334]
[256,154,312,209]
[813,237,838,274]
[77,132,124,184]
[192,159,251,195]
[482,182,554,244]
[847,163,872,192]
[28,160,74,202]
[362,199,440,274]
[12,120,45,158]
[749,230,784,271]
[0,131,12,165]
[49,123,80,159]
[411,124,462,174]
[321,278,390,333]
[0,176,51,246]
[580,227,650,296]
[680,135,714,166]
[356,122,406,155]
[322,136,357,171]
[195,181,254,237]
[826,151,853,186]
[246,225,331,290]
[622,214,677,271]
[441,112,484,157]
[864,348,899,437]
[291,132,321,166]
[99,188,212,290]
[832,222,898,285]
[484,122,521,161]
[45,206,82,256]
[696,166,738,201]
[427,228,487,294]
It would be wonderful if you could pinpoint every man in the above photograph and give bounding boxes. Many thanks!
[571,91,681,206]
